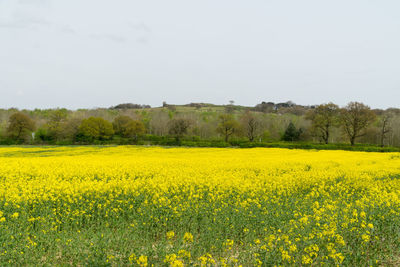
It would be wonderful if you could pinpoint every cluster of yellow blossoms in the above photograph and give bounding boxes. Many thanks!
[0,146,399,265]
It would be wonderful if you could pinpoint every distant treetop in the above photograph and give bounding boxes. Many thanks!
[110,103,151,110]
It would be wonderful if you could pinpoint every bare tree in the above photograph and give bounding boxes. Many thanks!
[306,103,339,144]
[379,112,393,147]
[168,118,191,142]
[149,111,170,136]
[240,111,261,142]
[340,102,376,145]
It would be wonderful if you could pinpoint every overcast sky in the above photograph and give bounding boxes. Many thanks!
[0,0,399,109]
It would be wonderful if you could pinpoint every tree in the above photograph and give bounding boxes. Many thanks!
[217,114,239,142]
[240,111,261,142]
[79,117,114,141]
[282,122,302,141]
[340,102,376,145]
[306,103,339,144]
[168,118,191,142]
[379,112,393,147]
[110,103,150,109]
[254,102,276,113]
[149,111,170,136]
[60,117,82,141]
[124,120,145,141]
[225,100,235,114]
[113,115,146,140]
[113,115,133,136]
[7,112,36,141]
[47,109,68,140]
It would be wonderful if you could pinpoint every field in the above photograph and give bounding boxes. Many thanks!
[0,147,400,266]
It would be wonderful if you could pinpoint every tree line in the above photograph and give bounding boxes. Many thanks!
[0,101,399,148]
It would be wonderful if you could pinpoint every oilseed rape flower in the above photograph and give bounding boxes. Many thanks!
[183,232,193,243]
[178,249,191,260]
[164,253,184,266]
[167,231,175,240]
[137,255,148,267]
[0,146,399,265]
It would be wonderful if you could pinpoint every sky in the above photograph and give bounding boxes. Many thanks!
[0,0,399,110]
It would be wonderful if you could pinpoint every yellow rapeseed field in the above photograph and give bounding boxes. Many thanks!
[0,146,400,266]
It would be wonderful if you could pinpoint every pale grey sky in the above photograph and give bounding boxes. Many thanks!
[0,0,399,109]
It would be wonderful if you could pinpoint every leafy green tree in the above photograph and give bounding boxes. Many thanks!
[217,114,239,142]
[340,102,376,145]
[113,115,133,136]
[168,118,191,142]
[47,109,68,140]
[79,117,114,141]
[306,103,339,144]
[113,115,146,140]
[7,112,36,141]
[124,120,146,141]
[35,127,51,142]
[282,122,302,141]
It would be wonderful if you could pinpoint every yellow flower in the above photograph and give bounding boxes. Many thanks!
[183,232,193,243]
[167,231,175,240]
[223,239,234,250]
[164,253,177,263]
[137,255,148,267]
[129,253,136,263]
[198,253,215,265]
[302,255,313,265]
[178,249,191,260]
[361,234,370,243]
